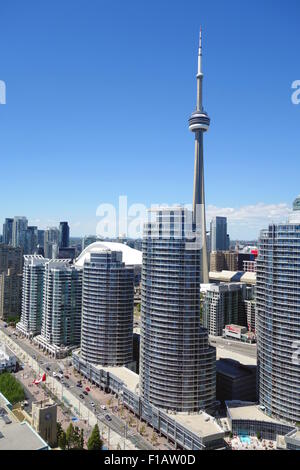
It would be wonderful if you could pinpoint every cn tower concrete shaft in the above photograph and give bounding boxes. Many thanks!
[189,29,210,283]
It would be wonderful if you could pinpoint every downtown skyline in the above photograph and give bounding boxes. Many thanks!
[0,0,299,240]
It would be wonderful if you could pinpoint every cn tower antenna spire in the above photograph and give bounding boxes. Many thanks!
[188,28,210,284]
[197,27,203,111]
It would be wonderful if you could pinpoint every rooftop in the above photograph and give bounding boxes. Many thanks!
[216,358,256,379]
[0,393,49,450]
[172,412,224,441]
[209,271,256,285]
[99,365,140,394]
[216,347,257,366]
[227,401,283,423]
[75,241,142,268]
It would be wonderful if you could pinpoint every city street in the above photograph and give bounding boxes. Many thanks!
[209,336,257,359]
[0,321,170,450]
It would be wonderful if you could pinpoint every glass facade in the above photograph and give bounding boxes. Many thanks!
[139,208,216,412]
[257,220,300,422]
[81,250,134,366]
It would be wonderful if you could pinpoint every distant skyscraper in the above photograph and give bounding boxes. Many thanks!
[0,242,23,321]
[37,230,45,247]
[3,218,13,245]
[257,196,300,423]
[210,250,238,272]
[189,29,210,283]
[59,222,70,248]
[203,283,246,336]
[25,226,38,254]
[34,260,82,357]
[210,217,228,252]
[80,249,134,366]
[44,227,59,259]
[12,216,28,249]
[140,207,216,412]
[17,255,49,337]
[0,269,23,321]
[57,247,76,260]
[0,245,23,274]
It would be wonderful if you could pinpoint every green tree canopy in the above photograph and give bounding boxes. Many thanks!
[0,372,25,404]
[65,423,84,450]
[87,424,103,451]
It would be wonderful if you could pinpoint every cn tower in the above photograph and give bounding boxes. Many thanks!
[189,28,210,283]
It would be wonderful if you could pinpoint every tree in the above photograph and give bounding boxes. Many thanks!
[0,372,25,404]
[140,424,146,436]
[65,423,83,450]
[80,429,84,449]
[66,423,75,450]
[57,422,67,450]
[87,424,103,450]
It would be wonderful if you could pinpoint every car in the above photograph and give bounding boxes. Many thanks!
[83,391,88,396]
[64,375,69,379]
[85,387,90,392]
[79,394,84,399]
[53,372,57,377]
[65,384,70,389]
[105,414,112,421]
[100,405,106,410]
[58,370,63,374]
[46,367,51,371]
[90,402,95,407]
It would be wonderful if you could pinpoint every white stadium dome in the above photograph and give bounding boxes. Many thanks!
[75,241,142,268]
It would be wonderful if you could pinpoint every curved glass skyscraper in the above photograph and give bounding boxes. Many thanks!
[257,197,300,423]
[139,208,216,412]
[81,249,134,366]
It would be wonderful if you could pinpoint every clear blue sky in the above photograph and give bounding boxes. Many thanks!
[0,0,299,239]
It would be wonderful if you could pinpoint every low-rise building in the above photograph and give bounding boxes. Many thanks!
[0,343,17,373]
[73,350,225,450]
[223,324,256,343]
[216,359,256,403]
[0,392,49,450]
[226,401,296,441]
[32,401,57,448]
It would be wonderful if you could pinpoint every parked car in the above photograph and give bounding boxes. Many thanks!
[90,402,95,407]
[64,375,69,379]
[100,405,106,410]
[85,387,90,392]
[79,394,84,399]
[83,391,88,396]
[105,414,112,421]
